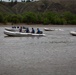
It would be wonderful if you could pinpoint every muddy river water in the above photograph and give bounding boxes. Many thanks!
[0,25,76,75]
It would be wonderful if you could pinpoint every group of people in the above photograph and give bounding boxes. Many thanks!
[12,26,26,29]
[19,27,43,34]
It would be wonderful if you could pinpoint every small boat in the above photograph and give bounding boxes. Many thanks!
[5,27,19,31]
[4,30,45,37]
[44,28,55,31]
[5,27,26,31]
[44,28,64,31]
[70,31,76,36]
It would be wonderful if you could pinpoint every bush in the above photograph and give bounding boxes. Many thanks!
[23,12,37,24]
[0,13,4,23]
[0,11,76,25]
[63,11,76,24]
[11,15,22,24]
[43,18,49,25]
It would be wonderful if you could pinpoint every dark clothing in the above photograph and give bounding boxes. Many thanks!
[12,26,16,28]
[37,28,43,34]
[23,26,26,29]
[26,28,30,33]
[37,28,40,34]
[31,28,35,33]
[17,26,19,28]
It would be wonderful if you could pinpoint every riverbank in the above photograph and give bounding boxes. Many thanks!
[0,23,76,27]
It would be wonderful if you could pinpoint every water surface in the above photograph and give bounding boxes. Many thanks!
[0,25,76,75]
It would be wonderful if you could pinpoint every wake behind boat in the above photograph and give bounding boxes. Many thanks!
[44,28,55,31]
[4,30,45,37]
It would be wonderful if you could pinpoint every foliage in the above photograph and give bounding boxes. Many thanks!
[0,11,76,25]
[61,12,76,24]
[22,12,37,24]
[11,14,22,24]
[0,13,4,23]
[43,18,49,25]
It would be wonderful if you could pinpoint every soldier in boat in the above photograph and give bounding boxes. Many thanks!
[26,28,30,33]
[36,28,43,34]
[31,28,35,33]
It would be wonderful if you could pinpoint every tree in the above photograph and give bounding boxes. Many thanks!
[26,0,31,2]
[0,13,4,23]
[23,12,37,24]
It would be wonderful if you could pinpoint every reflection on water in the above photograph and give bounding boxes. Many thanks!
[4,35,45,38]
[0,26,76,75]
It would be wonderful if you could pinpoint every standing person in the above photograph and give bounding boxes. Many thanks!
[31,28,35,33]
[26,28,30,33]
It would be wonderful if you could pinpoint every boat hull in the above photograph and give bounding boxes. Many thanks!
[44,28,64,31]
[5,27,26,32]
[4,30,45,37]
[70,31,76,36]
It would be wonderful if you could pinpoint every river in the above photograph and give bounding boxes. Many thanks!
[0,25,76,75]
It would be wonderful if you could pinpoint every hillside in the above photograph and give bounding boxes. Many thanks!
[0,0,76,14]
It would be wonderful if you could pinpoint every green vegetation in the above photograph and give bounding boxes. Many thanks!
[0,0,76,25]
[0,11,76,25]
